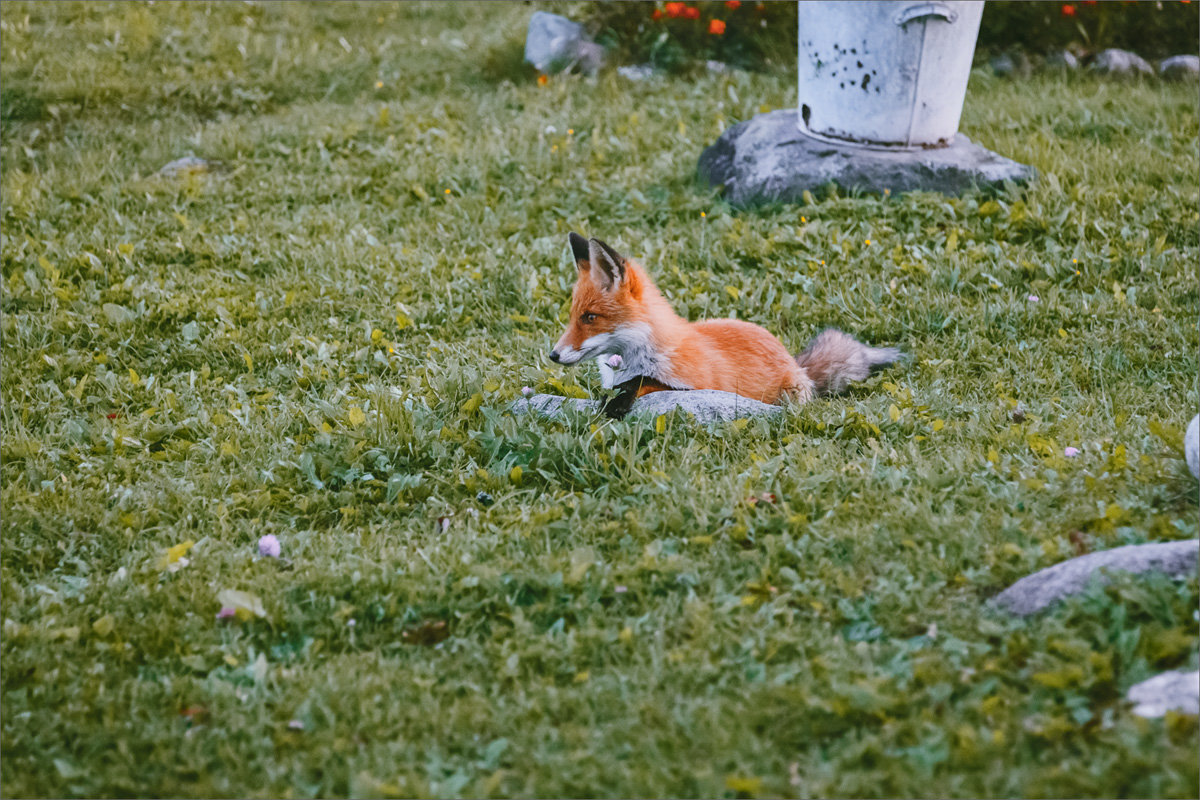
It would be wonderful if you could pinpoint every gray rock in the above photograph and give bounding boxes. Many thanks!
[990,52,1031,78]
[1127,670,1200,718]
[992,540,1199,616]
[524,11,603,75]
[989,54,1015,77]
[629,390,781,423]
[1090,48,1154,77]
[1160,55,1200,81]
[1045,50,1079,70]
[156,156,216,178]
[511,390,782,424]
[1185,414,1199,479]
[697,109,1036,206]
[617,64,659,82]
[511,393,595,418]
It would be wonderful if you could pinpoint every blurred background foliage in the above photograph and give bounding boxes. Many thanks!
[571,1,1199,74]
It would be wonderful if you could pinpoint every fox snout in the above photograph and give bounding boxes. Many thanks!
[548,338,587,365]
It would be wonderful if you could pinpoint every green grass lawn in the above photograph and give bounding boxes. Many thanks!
[2,2,1197,797]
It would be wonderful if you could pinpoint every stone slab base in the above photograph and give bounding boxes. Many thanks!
[511,389,782,424]
[698,109,1036,205]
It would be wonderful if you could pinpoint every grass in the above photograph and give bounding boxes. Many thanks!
[2,2,1198,797]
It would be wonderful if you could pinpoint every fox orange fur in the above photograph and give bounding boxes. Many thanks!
[549,233,899,407]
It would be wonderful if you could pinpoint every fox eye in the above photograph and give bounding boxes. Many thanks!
[581,312,598,324]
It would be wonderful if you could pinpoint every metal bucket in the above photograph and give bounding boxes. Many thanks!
[797,1,984,150]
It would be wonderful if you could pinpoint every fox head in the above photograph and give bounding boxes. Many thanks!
[549,233,648,365]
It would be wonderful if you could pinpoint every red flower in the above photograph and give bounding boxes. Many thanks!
[683,5,700,19]
[665,1,685,17]
[652,8,663,20]
[709,18,726,34]
[725,0,741,8]
[1061,3,1076,14]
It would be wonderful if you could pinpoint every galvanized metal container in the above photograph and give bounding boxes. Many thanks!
[797,1,984,150]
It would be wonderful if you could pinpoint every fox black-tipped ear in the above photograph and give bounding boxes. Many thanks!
[568,232,589,265]
[588,237,626,292]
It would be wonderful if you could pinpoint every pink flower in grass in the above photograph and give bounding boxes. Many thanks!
[258,534,281,558]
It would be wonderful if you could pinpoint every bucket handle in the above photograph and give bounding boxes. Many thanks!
[894,2,958,25]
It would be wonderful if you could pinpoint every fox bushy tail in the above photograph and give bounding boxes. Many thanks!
[795,329,901,396]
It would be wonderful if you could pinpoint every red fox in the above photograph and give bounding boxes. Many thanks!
[549,233,899,410]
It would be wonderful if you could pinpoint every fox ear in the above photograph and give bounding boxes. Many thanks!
[568,232,590,268]
[588,237,626,292]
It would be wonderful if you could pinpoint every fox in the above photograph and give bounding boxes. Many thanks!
[549,232,900,416]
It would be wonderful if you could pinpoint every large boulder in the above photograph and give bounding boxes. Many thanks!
[524,11,603,75]
[511,389,782,424]
[698,109,1035,206]
[991,540,1199,616]
[1127,670,1200,718]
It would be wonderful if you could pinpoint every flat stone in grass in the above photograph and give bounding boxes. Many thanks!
[156,156,217,178]
[991,539,1199,616]
[1127,670,1200,718]
[511,390,781,423]
[1185,414,1199,479]
[630,390,781,423]
[512,393,595,418]
[697,110,1035,206]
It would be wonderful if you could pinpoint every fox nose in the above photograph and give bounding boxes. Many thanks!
[548,349,561,363]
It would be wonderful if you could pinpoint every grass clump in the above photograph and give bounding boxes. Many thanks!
[2,2,1198,798]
